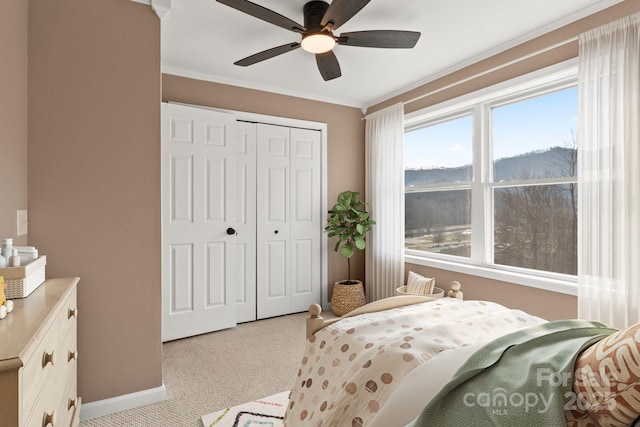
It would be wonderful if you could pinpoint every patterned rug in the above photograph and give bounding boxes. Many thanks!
[201,391,290,427]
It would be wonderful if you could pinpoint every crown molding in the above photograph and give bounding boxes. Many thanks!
[151,0,172,19]
[161,65,364,110]
[129,0,172,19]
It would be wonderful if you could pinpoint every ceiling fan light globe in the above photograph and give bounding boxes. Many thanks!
[301,33,336,54]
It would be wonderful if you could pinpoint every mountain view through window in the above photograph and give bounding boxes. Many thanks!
[405,86,578,276]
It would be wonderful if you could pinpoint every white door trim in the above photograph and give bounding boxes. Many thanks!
[168,102,329,310]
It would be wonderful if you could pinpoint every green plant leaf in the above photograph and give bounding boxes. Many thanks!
[325,190,374,258]
[337,191,352,206]
[340,242,355,258]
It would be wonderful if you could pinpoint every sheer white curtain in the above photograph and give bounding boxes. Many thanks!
[578,12,640,329]
[365,103,405,301]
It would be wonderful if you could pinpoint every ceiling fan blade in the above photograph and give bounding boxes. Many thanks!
[217,0,305,33]
[338,30,421,48]
[234,43,301,66]
[316,51,341,81]
[320,0,370,31]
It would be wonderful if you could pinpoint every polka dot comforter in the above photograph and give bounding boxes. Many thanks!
[284,298,545,426]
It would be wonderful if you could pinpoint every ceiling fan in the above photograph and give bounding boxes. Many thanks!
[216,0,421,81]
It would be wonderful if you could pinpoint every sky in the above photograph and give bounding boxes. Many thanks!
[404,86,578,170]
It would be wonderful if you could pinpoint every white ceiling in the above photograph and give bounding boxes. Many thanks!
[160,0,620,110]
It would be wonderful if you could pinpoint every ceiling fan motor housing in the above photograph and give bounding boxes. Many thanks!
[304,1,332,34]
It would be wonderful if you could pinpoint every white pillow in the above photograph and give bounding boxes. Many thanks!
[406,271,435,295]
[368,343,483,427]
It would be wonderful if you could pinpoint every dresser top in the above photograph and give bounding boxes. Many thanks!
[0,277,79,370]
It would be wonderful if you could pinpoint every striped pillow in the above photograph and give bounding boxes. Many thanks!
[406,271,435,295]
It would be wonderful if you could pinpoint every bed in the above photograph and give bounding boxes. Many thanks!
[284,285,640,427]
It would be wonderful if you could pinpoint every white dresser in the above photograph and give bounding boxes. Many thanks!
[0,277,80,427]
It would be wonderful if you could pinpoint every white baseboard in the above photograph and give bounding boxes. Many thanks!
[79,384,167,421]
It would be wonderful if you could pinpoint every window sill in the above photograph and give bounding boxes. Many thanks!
[404,253,577,296]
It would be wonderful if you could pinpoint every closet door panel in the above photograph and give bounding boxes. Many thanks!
[257,124,291,319]
[293,239,313,294]
[267,167,287,223]
[205,157,227,222]
[235,122,257,323]
[169,154,194,223]
[290,128,322,312]
[266,241,287,298]
[169,243,194,313]
[205,242,227,306]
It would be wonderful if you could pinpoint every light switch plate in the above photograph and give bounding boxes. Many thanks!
[17,210,28,236]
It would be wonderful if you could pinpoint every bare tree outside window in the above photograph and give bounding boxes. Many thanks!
[494,181,577,275]
[492,140,578,275]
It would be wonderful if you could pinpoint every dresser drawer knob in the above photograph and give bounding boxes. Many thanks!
[42,350,55,368]
[68,350,78,361]
[42,410,56,427]
[68,307,78,319]
[68,397,78,410]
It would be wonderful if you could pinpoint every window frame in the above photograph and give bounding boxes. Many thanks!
[404,59,579,296]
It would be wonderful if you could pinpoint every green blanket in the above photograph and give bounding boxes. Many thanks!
[406,320,617,427]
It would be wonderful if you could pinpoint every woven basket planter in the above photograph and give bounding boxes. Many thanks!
[331,280,366,316]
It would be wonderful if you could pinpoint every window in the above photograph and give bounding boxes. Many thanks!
[404,63,578,290]
[405,114,473,257]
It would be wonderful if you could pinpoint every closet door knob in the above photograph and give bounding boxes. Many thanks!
[68,307,78,319]
[68,350,79,362]
[226,227,237,235]
[274,230,279,234]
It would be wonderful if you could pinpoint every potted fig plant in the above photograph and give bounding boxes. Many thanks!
[325,190,375,315]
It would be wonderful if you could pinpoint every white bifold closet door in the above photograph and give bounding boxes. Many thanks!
[162,104,322,341]
[161,103,238,342]
[256,123,322,319]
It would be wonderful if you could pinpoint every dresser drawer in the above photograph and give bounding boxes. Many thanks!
[58,296,78,374]
[22,320,59,420]
[25,394,56,427]
[57,325,78,398]
[58,291,77,344]
[60,331,78,380]
[60,370,79,427]
[24,368,76,427]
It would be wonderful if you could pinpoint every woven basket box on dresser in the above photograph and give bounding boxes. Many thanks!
[0,255,46,299]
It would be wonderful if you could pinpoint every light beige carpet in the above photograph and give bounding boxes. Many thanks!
[79,312,309,427]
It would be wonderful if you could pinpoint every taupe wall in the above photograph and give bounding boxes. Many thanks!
[405,265,578,320]
[28,0,162,403]
[0,0,28,247]
[162,75,366,296]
